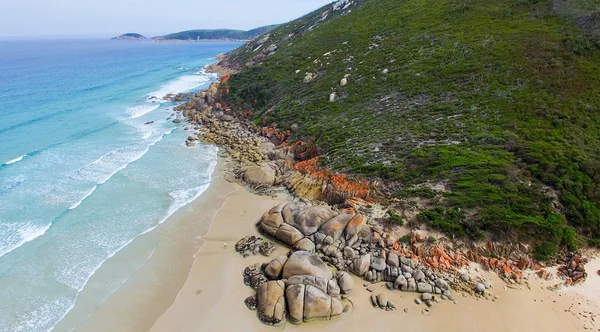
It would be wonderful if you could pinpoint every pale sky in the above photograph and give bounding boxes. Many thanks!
[0,0,333,38]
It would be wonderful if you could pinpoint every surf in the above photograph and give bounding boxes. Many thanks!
[3,154,26,166]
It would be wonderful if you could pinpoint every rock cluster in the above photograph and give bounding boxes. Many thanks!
[370,292,396,311]
[558,254,587,285]
[235,235,275,257]
[257,203,457,299]
[174,83,268,164]
[246,251,352,326]
[244,263,268,289]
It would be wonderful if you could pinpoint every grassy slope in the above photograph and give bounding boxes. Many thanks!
[223,0,600,260]
[156,25,279,40]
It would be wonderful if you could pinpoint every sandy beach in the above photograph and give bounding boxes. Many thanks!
[49,156,284,332]
[145,162,600,332]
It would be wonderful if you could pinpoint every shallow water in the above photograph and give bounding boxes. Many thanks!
[0,39,241,331]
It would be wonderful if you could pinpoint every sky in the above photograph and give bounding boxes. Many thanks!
[0,0,333,38]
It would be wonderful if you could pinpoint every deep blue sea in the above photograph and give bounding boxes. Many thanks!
[0,39,241,331]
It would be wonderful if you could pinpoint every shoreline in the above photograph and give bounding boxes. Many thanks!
[56,54,600,331]
[53,155,242,332]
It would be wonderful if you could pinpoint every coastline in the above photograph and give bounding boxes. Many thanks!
[52,155,263,332]
[150,59,599,331]
[54,55,600,332]
[55,126,600,332]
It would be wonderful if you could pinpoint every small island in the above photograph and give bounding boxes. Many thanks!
[111,33,147,40]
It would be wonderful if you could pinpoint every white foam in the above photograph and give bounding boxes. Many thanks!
[50,179,214,330]
[68,186,97,210]
[14,297,72,332]
[4,154,26,165]
[126,105,160,119]
[72,128,176,189]
[160,184,210,225]
[1,174,27,191]
[0,221,52,258]
[157,155,217,225]
[147,74,211,101]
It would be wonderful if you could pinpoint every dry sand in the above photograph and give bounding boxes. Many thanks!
[149,165,600,332]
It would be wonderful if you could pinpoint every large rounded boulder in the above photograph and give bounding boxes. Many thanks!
[287,206,338,236]
[282,251,333,280]
[243,163,277,187]
[317,210,356,242]
[256,280,286,325]
[285,277,344,324]
[265,255,288,280]
[259,203,286,237]
[275,223,305,246]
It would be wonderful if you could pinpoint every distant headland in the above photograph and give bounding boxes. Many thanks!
[111,33,147,40]
[111,25,278,42]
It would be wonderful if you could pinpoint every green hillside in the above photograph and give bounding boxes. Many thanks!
[220,0,600,260]
[154,25,279,41]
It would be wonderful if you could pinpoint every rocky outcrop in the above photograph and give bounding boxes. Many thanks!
[249,251,350,326]
[256,203,463,305]
[559,254,587,285]
[258,203,371,264]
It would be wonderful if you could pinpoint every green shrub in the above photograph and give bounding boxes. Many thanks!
[387,210,403,225]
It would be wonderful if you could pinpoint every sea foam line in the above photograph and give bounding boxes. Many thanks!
[68,186,97,210]
[126,105,160,119]
[3,154,26,166]
[147,72,213,101]
[0,222,52,258]
[100,128,175,185]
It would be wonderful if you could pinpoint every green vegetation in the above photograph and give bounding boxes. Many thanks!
[222,0,600,258]
[387,210,403,226]
[399,235,412,244]
[154,25,279,41]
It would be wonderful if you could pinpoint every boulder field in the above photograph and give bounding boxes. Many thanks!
[256,202,456,296]
[237,202,471,326]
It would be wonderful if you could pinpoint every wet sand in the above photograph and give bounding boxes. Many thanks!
[53,157,286,332]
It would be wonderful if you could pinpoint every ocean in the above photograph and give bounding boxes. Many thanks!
[0,39,241,331]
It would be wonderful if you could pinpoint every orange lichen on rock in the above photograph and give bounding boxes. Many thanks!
[220,75,230,84]
[292,157,371,203]
[559,254,587,286]
[259,123,291,143]
[348,214,365,228]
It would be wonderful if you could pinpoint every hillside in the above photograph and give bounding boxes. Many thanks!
[111,33,147,40]
[216,0,600,260]
[153,25,279,41]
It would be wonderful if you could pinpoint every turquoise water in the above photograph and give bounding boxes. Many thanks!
[0,39,241,331]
